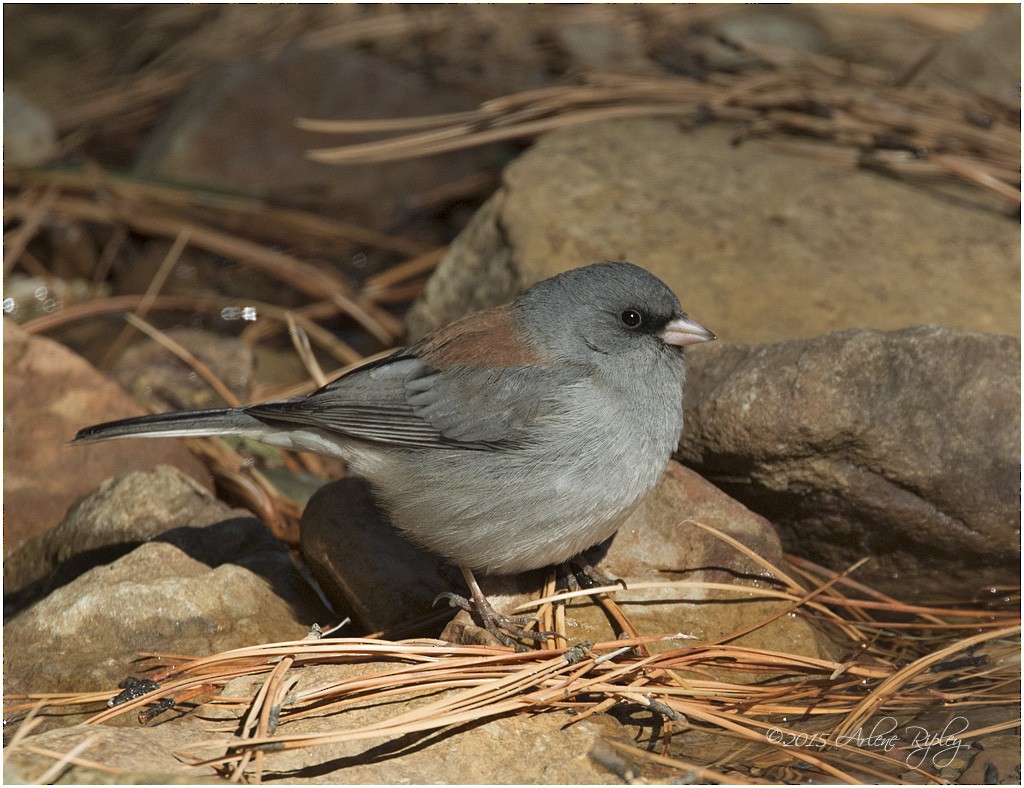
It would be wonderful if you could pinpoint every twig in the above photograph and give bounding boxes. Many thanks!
[99,229,192,369]
[122,313,241,407]
[286,313,328,388]
[3,185,58,277]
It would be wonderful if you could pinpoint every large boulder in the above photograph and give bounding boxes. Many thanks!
[407,121,1018,343]
[677,326,1020,599]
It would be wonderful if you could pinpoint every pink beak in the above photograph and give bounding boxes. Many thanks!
[660,315,716,347]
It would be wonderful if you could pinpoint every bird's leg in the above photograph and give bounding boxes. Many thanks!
[435,565,554,648]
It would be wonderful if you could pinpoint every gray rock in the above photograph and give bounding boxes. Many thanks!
[907,5,1021,104]
[4,517,329,694]
[677,326,1021,599]
[406,121,1019,342]
[4,466,233,608]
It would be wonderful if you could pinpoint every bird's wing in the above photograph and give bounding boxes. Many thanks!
[245,343,582,451]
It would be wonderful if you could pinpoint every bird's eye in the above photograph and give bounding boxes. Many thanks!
[620,309,643,329]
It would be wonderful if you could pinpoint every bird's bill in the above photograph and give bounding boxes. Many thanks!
[660,315,717,347]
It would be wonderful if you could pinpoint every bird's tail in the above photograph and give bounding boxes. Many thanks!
[73,408,269,444]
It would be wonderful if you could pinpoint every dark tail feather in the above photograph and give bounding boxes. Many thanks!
[73,408,268,444]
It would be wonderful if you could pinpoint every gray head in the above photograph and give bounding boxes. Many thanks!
[514,262,714,368]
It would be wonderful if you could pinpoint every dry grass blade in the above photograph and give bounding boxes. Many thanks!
[832,624,1022,740]
[31,736,101,785]
[6,167,437,258]
[601,739,753,784]
[3,185,58,277]
[21,294,367,369]
[99,229,192,369]
[4,195,404,345]
[123,313,242,407]
[303,65,1019,202]
[285,313,328,388]
[363,247,447,295]
[5,591,1018,784]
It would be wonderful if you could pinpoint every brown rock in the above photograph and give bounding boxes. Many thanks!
[677,326,1021,599]
[907,4,1021,103]
[6,662,642,784]
[4,466,242,610]
[2,320,211,554]
[112,327,255,412]
[2,721,217,784]
[135,47,499,231]
[4,517,328,694]
[406,121,1019,342]
[198,663,641,783]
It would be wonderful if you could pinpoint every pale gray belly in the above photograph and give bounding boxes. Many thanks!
[358,412,678,574]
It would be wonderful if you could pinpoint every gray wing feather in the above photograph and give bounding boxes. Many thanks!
[246,352,581,450]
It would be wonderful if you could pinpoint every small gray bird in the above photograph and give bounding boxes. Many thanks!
[75,262,715,642]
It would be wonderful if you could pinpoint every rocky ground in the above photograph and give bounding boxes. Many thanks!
[3,5,1020,784]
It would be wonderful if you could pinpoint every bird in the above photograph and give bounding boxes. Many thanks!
[75,262,715,644]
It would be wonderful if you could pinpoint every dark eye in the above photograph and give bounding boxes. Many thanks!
[620,309,643,329]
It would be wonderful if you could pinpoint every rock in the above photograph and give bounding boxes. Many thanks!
[300,477,464,635]
[3,517,329,694]
[556,19,654,75]
[3,88,57,167]
[907,5,1021,104]
[712,8,831,61]
[135,47,500,231]
[301,462,836,661]
[958,734,1023,785]
[2,721,217,784]
[805,6,953,74]
[2,320,212,554]
[406,121,1019,342]
[676,326,1020,599]
[6,661,644,784]
[4,466,239,611]
[198,663,644,783]
[8,664,646,784]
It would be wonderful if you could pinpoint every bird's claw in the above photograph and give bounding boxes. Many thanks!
[434,589,554,647]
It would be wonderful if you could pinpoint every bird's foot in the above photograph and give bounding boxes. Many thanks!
[565,555,627,592]
[434,591,552,648]
[434,565,557,649]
